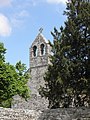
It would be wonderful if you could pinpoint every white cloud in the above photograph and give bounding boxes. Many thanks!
[46,0,67,4]
[11,10,30,28]
[0,14,12,36]
[18,10,29,18]
[11,17,23,28]
[0,0,12,7]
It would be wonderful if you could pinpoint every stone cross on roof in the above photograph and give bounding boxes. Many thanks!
[39,27,43,34]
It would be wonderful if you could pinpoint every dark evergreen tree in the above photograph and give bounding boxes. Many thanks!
[39,27,72,108]
[63,0,90,107]
[39,0,90,108]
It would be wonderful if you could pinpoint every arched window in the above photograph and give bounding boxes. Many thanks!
[40,44,45,55]
[33,45,37,57]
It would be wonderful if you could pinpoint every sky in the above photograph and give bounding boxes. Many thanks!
[0,0,67,68]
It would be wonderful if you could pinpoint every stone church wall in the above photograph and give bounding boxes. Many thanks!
[29,65,48,95]
[0,107,90,120]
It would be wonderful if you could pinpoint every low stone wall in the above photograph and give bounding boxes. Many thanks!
[0,107,90,120]
[39,108,90,120]
[0,107,40,120]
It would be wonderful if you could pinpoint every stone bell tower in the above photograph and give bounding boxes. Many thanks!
[29,32,51,94]
[27,31,51,110]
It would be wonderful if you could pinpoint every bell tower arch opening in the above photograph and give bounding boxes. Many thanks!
[40,43,45,55]
[33,45,37,57]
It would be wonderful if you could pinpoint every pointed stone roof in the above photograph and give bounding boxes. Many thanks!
[31,33,49,48]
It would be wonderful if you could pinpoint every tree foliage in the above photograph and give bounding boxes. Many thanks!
[0,42,30,108]
[39,0,90,108]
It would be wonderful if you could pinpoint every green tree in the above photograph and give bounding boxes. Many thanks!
[0,42,30,108]
[39,0,90,108]
[62,0,90,107]
[39,27,71,108]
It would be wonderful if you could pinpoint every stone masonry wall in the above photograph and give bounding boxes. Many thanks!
[12,66,49,110]
[0,107,90,120]
[39,108,90,120]
[0,107,40,120]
